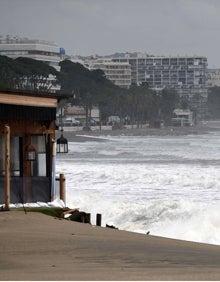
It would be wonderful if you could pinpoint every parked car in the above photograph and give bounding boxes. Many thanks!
[72,119,81,126]
[89,119,99,126]
[64,118,81,126]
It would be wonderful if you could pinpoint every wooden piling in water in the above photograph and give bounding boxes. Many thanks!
[96,213,102,226]
[86,213,91,224]
[59,173,66,205]
[80,212,91,224]
[81,213,85,223]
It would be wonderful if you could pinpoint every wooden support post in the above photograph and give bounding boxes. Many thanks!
[86,213,91,224]
[96,213,102,226]
[4,125,10,210]
[51,140,56,201]
[80,213,85,223]
[59,173,66,205]
[80,212,91,224]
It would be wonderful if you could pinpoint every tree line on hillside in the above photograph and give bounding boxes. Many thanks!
[1,55,219,124]
[59,60,179,126]
[0,55,58,91]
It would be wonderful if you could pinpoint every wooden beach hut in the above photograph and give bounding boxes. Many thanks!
[0,89,69,207]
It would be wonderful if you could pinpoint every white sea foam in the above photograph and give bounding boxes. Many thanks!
[56,131,220,245]
[9,199,65,209]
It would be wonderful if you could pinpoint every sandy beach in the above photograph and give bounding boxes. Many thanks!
[1,210,220,281]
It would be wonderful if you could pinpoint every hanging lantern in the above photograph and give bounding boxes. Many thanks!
[56,134,68,153]
[26,144,36,161]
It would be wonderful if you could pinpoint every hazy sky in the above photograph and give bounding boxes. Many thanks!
[1,0,220,68]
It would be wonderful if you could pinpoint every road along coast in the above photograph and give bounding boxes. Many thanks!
[1,210,220,280]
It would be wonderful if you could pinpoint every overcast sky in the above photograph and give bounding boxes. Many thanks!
[1,0,220,68]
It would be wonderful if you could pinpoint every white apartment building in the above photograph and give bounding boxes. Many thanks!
[0,35,64,70]
[112,53,208,118]
[112,53,207,90]
[85,58,131,89]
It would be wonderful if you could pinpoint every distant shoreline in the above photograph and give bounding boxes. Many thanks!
[56,120,220,142]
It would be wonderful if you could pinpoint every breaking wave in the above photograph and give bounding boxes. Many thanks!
[56,131,220,245]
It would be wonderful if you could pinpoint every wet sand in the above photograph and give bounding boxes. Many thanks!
[1,210,220,280]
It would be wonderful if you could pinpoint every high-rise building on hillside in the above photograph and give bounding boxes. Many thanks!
[112,53,207,89]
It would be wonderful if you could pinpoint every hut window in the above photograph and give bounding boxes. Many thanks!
[31,136,46,177]
[0,136,20,176]
[11,137,20,175]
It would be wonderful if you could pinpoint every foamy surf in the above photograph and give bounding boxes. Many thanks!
[56,131,220,245]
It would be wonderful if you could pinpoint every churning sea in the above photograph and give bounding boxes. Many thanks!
[56,129,220,245]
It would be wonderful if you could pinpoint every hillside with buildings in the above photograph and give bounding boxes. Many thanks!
[1,35,220,124]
